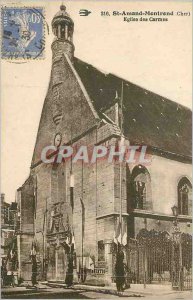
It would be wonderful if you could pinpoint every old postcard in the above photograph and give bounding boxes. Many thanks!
[1,0,192,299]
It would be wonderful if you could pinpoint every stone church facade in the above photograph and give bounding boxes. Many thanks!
[17,5,192,283]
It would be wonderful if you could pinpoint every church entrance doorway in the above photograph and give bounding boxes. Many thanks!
[47,244,68,281]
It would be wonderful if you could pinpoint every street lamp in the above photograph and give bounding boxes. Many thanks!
[171,205,181,242]
[171,205,179,224]
[171,204,178,216]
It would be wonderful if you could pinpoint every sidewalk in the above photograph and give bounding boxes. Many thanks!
[1,283,142,298]
[1,283,51,295]
[42,281,191,297]
[1,282,191,298]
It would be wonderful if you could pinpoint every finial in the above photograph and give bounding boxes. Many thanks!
[60,3,66,11]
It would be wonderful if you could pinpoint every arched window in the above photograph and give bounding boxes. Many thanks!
[178,177,192,215]
[131,165,152,210]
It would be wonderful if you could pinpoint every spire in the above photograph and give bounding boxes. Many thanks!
[51,4,75,60]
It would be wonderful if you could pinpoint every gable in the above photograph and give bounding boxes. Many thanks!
[31,54,99,167]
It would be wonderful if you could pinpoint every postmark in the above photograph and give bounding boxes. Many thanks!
[1,7,45,59]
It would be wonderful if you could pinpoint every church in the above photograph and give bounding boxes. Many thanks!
[17,5,192,287]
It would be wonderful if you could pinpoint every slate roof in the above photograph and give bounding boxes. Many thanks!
[74,58,192,159]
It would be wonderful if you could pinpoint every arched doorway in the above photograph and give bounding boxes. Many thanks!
[47,242,68,281]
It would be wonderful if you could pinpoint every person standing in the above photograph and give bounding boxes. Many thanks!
[115,249,125,293]
[65,252,73,287]
[31,255,38,287]
[1,260,7,286]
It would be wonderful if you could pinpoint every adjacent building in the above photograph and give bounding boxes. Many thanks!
[1,193,17,265]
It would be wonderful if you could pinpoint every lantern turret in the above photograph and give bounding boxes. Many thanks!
[51,5,74,61]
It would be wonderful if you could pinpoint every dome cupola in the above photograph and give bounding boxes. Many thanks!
[51,4,75,61]
[52,4,74,43]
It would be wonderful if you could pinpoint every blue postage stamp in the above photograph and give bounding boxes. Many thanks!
[1,7,45,59]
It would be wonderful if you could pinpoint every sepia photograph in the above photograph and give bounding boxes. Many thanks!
[1,1,192,299]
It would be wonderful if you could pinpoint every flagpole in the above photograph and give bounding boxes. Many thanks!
[70,124,74,212]
[69,124,75,282]
[80,158,85,282]
[34,176,37,238]
[120,81,124,245]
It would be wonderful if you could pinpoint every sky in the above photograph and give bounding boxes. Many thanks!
[1,0,192,203]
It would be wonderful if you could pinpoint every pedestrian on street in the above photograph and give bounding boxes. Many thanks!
[7,270,14,286]
[31,255,38,287]
[124,263,131,289]
[65,252,73,287]
[115,249,125,294]
[1,261,7,287]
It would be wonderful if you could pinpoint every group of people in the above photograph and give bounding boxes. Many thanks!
[1,259,16,287]
[2,249,131,292]
[1,256,38,288]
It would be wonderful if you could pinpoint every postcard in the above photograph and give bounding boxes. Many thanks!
[1,1,192,299]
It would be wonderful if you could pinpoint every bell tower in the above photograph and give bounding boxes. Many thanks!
[51,4,75,61]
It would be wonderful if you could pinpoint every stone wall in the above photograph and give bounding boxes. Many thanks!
[32,130,117,265]
[115,147,192,238]
[17,177,35,280]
